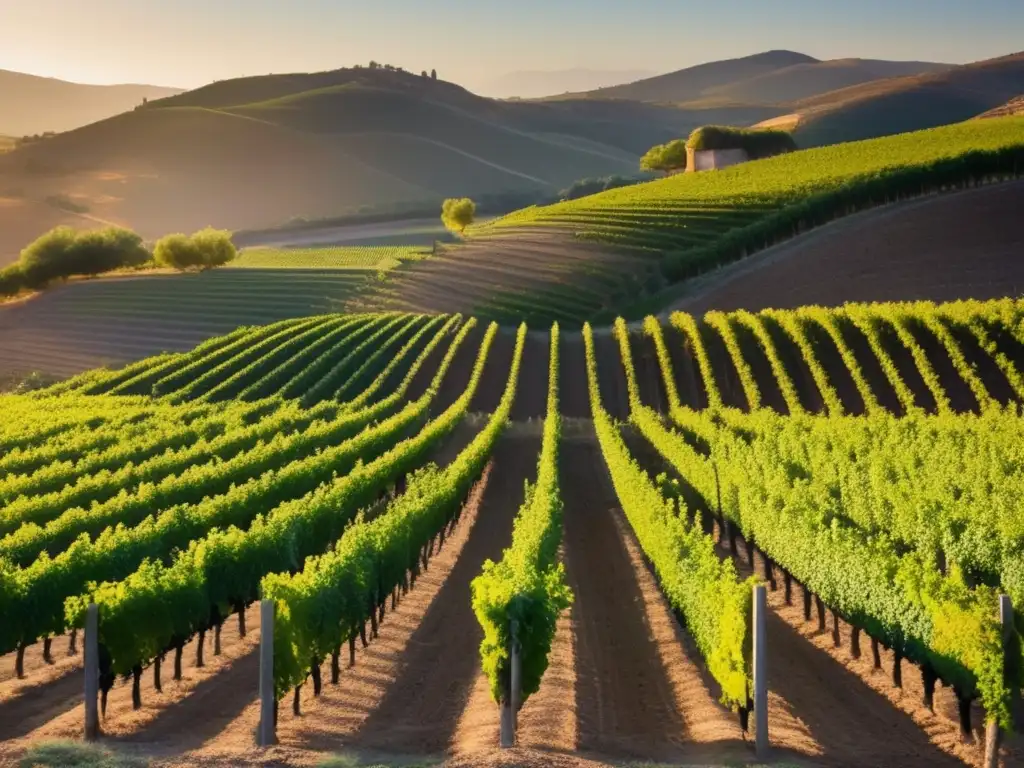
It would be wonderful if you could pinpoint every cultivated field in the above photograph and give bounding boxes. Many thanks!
[1,299,1023,768]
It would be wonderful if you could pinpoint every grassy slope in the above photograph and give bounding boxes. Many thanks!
[479,117,1024,317]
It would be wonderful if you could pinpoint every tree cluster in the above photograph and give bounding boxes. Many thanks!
[557,174,645,201]
[153,228,237,270]
[0,226,149,298]
[0,225,237,300]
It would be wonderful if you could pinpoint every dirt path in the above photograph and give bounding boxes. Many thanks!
[558,434,750,763]
[510,331,551,422]
[470,327,517,414]
[0,601,264,764]
[349,435,536,755]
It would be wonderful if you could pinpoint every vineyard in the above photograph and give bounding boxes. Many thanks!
[227,245,431,271]
[0,295,1022,767]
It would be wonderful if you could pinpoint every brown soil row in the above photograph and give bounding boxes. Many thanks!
[672,181,1024,317]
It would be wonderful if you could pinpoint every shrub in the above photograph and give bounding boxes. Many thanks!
[558,174,645,201]
[686,125,797,159]
[441,197,476,234]
[16,226,149,289]
[639,139,688,174]
[153,227,236,270]
[0,265,23,297]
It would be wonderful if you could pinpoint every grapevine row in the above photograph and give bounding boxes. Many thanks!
[472,323,571,709]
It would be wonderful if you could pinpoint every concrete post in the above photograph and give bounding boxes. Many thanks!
[258,599,276,747]
[84,604,99,741]
[753,584,769,759]
[984,595,1013,768]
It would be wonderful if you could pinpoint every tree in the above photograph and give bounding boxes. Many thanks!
[369,60,379,70]
[153,227,236,270]
[441,198,476,235]
[639,139,688,174]
[421,70,428,78]
[16,225,149,288]
[431,69,437,81]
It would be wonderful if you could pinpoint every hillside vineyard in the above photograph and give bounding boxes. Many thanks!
[2,299,1023,764]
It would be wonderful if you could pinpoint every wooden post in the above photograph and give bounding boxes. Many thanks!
[258,599,276,747]
[984,595,1013,768]
[84,604,100,741]
[510,619,522,734]
[499,620,519,748]
[753,585,769,760]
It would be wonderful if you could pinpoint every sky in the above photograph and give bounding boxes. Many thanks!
[2,0,1022,94]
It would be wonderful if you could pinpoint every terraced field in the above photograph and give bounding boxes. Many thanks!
[0,262,378,379]
[2,297,1022,768]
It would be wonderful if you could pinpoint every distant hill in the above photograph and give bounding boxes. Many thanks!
[0,69,182,136]
[572,51,819,102]
[775,51,1024,146]
[569,51,952,106]
[0,66,780,257]
[698,58,952,104]
[476,69,657,99]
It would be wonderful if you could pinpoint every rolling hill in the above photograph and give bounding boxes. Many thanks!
[0,69,182,136]
[0,66,783,260]
[773,51,1024,146]
[567,50,949,105]
[476,68,658,98]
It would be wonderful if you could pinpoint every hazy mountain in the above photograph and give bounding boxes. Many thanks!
[775,51,1024,145]
[0,69,183,136]
[699,58,952,104]
[577,50,818,102]
[476,69,657,99]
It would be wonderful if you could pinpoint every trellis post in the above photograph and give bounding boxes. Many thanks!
[753,584,769,759]
[84,603,99,741]
[984,595,1013,768]
[258,599,276,747]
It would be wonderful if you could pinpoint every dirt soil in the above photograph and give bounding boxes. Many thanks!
[509,330,550,422]
[671,181,1024,316]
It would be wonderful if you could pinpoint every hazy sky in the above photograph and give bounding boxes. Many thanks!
[2,0,1021,93]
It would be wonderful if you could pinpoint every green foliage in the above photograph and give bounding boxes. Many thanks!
[7,225,150,294]
[639,139,688,174]
[441,197,476,234]
[590,321,754,710]
[229,245,430,270]
[686,125,797,158]
[472,323,572,706]
[655,403,1014,727]
[63,321,496,679]
[153,227,236,270]
[263,323,523,697]
[484,117,1024,317]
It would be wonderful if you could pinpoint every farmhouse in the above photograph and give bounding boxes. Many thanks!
[686,125,796,172]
